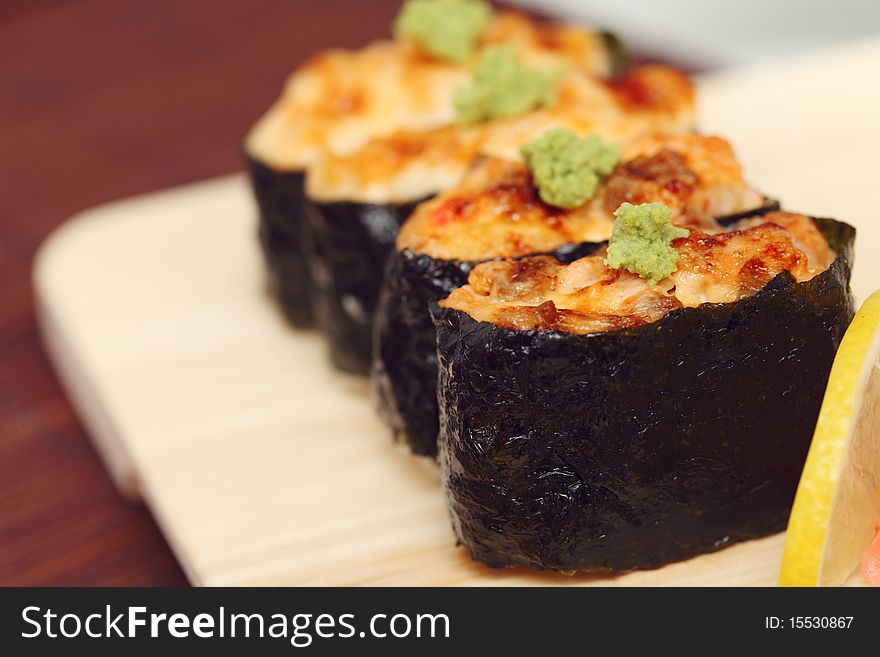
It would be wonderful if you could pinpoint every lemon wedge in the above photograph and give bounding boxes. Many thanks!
[779,289,880,586]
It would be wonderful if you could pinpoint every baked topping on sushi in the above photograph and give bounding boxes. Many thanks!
[305,67,695,205]
[396,134,765,261]
[245,9,615,170]
[477,65,695,161]
[245,40,466,170]
[454,7,616,73]
[305,126,482,204]
[440,210,836,334]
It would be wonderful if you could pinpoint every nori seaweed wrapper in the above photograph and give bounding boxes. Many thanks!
[599,31,628,76]
[716,197,781,225]
[431,217,855,572]
[373,242,600,456]
[305,197,429,374]
[371,203,780,458]
[245,155,313,326]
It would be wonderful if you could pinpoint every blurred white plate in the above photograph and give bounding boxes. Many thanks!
[517,0,880,66]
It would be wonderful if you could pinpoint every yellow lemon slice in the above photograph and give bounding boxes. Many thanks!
[779,289,880,586]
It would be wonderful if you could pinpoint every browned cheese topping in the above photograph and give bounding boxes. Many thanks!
[305,65,696,203]
[396,134,761,259]
[246,10,616,170]
[440,212,835,334]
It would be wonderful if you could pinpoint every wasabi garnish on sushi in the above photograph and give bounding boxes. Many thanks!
[394,0,492,63]
[605,202,689,284]
[521,128,620,208]
[454,46,560,123]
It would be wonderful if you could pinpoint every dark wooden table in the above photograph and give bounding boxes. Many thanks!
[0,0,410,586]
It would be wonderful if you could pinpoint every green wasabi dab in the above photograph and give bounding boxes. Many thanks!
[605,202,690,284]
[520,128,620,208]
[454,45,560,124]
[393,0,492,63]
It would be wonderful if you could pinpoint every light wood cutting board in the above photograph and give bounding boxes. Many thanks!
[34,40,880,586]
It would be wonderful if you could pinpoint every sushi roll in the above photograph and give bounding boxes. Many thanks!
[432,207,855,572]
[373,132,775,456]
[307,65,696,373]
[244,4,618,326]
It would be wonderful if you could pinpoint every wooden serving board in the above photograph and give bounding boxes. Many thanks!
[34,41,880,586]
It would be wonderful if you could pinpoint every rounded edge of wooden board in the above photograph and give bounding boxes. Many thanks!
[33,209,144,501]
[30,175,247,506]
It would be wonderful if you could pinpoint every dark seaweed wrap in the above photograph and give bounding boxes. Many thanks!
[716,197,780,225]
[431,217,855,572]
[371,202,780,458]
[246,155,313,326]
[305,197,429,374]
[373,242,600,456]
[599,31,628,76]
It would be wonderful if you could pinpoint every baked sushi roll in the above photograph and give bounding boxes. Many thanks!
[373,132,774,455]
[432,205,855,572]
[244,4,618,326]
[306,64,695,373]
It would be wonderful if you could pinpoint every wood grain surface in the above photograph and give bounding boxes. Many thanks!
[0,0,409,586]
